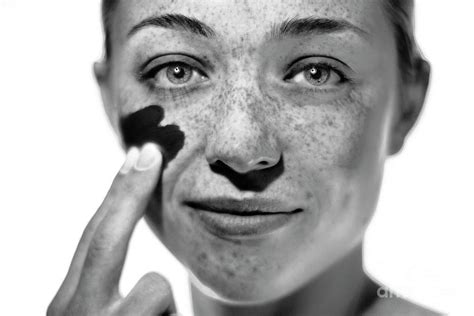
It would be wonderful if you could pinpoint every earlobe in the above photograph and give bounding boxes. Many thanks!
[389,58,431,155]
[94,61,109,86]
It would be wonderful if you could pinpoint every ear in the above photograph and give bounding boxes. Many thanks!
[389,58,431,155]
[93,60,119,132]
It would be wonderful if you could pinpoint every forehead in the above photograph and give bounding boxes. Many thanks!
[112,0,386,43]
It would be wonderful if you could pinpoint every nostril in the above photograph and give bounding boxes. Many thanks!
[210,156,280,174]
[251,156,280,170]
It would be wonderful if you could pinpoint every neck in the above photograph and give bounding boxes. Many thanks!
[190,243,378,316]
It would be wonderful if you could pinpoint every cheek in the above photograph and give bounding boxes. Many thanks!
[281,90,372,169]
[119,105,186,166]
[113,75,214,165]
[281,88,391,233]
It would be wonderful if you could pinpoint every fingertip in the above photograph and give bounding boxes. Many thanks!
[119,147,140,175]
[134,143,163,172]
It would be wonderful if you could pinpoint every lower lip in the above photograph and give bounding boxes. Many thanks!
[192,209,299,238]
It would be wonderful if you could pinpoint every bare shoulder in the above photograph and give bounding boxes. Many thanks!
[361,296,445,316]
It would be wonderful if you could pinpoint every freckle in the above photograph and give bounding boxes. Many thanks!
[224,268,236,278]
[293,123,304,133]
[197,252,208,263]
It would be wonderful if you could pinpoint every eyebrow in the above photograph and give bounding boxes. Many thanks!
[270,16,369,40]
[128,13,216,38]
[128,13,368,41]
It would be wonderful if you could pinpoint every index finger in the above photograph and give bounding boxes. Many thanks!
[75,143,163,301]
[51,147,140,309]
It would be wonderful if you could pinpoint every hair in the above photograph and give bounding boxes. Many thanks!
[102,0,119,60]
[382,0,420,79]
[101,0,421,79]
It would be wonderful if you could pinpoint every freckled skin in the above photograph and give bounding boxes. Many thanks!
[97,0,431,313]
[108,0,395,300]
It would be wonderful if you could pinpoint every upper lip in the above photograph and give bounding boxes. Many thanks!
[184,197,303,215]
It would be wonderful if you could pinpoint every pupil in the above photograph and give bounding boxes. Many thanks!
[309,67,322,80]
[173,66,185,78]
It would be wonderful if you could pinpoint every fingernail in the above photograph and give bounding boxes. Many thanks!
[119,147,140,174]
[135,143,161,171]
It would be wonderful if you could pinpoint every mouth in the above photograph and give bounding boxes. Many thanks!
[184,198,304,239]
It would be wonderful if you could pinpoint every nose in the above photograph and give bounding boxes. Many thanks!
[205,94,281,174]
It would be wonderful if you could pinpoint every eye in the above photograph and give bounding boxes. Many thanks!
[302,65,332,85]
[167,63,193,84]
[284,62,349,89]
[156,62,208,87]
[142,60,208,89]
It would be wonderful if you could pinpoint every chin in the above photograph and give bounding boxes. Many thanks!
[188,263,301,304]
[147,207,309,304]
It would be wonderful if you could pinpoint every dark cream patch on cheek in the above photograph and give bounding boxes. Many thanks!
[119,105,185,165]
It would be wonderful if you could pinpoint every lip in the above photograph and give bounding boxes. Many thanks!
[184,198,303,238]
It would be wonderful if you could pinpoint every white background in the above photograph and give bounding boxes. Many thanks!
[0,1,472,315]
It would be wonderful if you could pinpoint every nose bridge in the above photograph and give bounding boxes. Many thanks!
[219,63,268,131]
[206,82,281,174]
[228,82,261,113]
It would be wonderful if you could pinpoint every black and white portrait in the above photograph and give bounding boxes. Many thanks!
[0,0,472,315]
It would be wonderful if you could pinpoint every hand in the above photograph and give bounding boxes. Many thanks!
[48,144,178,316]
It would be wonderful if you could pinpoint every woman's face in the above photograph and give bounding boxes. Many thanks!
[99,0,402,302]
